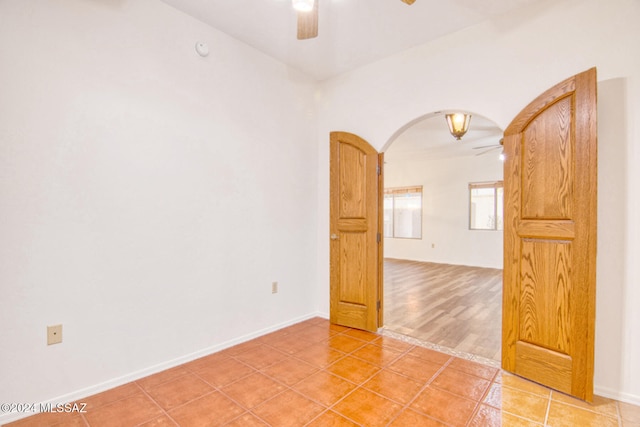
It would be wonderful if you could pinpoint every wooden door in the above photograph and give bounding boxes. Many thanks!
[502,68,597,401]
[330,131,382,332]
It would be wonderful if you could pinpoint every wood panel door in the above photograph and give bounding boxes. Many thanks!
[502,68,597,401]
[330,131,382,332]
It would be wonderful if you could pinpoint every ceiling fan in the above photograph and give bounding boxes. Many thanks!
[473,138,505,159]
[295,0,417,40]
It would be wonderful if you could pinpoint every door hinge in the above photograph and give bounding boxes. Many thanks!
[377,232,381,243]
[377,164,381,175]
[377,301,381,311]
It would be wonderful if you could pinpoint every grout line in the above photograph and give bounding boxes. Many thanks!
[246,410,273,427]
[550,391,624,418]
[223,322,402,421]
[501,383,548,399]
[192,358,256,390]
[463,374,504,426]
[221,371,289,408]
[615,400,623,427]
[542,390,552,426]
[301,408,363,427]
[501,411,546,426]
[216,377,291,425]
[301,408,329,427]
[464,403,485,427]
[134,380,181,427]
[312,335,416,424]
[384,355,455,426]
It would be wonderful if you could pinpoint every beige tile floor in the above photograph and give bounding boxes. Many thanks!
[5,317,640,426]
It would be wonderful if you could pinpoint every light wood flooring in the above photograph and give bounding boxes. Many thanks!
[383,258,503,361]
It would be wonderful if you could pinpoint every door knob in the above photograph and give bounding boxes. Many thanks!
[330,234,339,240]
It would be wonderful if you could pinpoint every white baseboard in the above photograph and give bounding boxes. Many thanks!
[0,312,323,425]
[595,385,640,406]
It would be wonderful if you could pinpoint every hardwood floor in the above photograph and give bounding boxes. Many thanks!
[383,258,503,361]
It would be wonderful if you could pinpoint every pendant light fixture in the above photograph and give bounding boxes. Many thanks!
[445,113,472,140]
[293,0,315,12]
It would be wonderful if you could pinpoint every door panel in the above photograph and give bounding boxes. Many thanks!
[502,68,597,401]
[522,95,574,219]
[330,131,381,332]
[519,239,571,353]
[340,233,366,304]
[339,143,367,218]
[514,341,572,393]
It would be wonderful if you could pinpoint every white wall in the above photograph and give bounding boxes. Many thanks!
[0,0,319,422]
[317,0,640,404]
[384,153,503,268]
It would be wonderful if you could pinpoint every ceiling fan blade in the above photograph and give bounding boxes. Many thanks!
[475,146,502,156]
[297,0,318,40]
[472,144,501,150]
[400,0,416,4]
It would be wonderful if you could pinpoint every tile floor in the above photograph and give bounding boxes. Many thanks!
[5,317,640,427]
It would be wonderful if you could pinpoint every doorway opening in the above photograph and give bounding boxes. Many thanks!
[381,111,504,364]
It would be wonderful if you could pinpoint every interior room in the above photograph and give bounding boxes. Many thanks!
[383,113,504,362]
[1,0,639,425]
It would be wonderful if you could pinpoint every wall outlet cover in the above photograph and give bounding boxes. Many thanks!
[47,324,62,345]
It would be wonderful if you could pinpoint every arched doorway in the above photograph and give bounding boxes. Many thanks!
[381,111,504,363]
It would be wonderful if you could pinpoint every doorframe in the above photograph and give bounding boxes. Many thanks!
[377,152,385,328]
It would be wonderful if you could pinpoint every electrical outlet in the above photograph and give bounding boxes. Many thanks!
[271,281,278,294]
[47,324,62,345]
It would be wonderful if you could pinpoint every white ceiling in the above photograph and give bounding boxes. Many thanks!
[160,0,543,81]
[385,113,503,163]
[159,0,519,159]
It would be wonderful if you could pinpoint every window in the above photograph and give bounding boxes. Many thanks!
[384,186,422,239]
[469,181,503,230]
